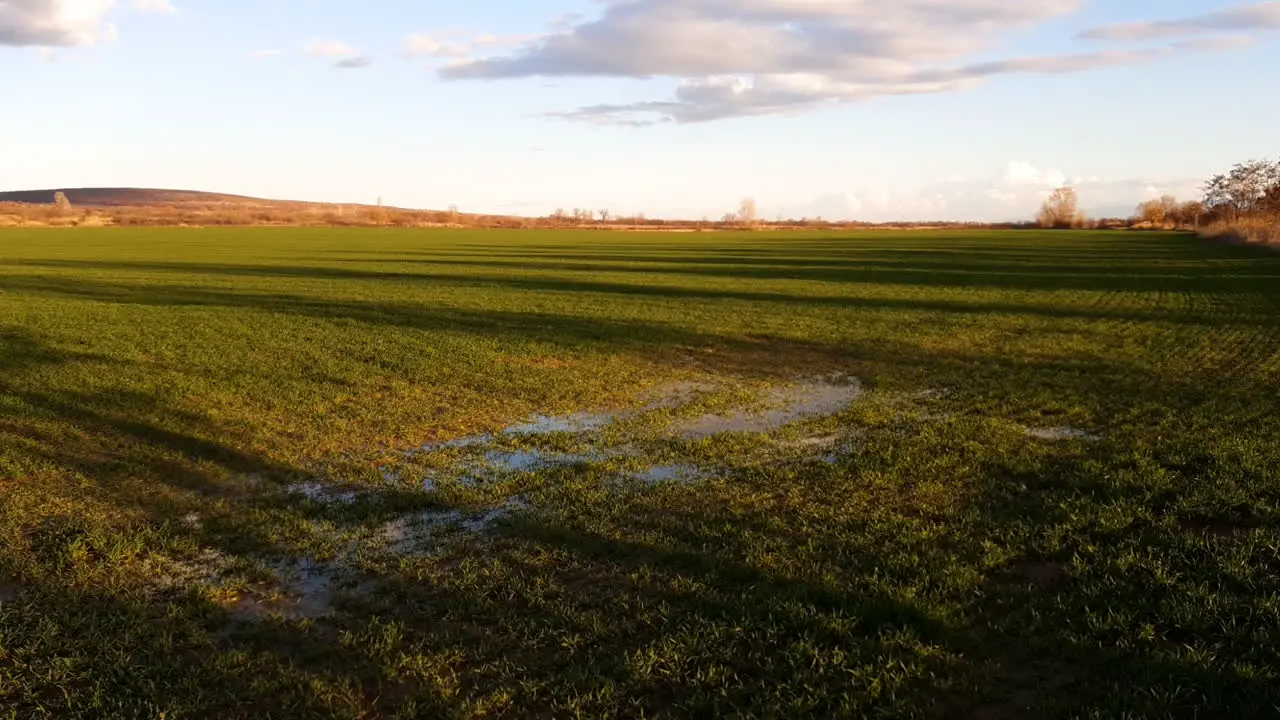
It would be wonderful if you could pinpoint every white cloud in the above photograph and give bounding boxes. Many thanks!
[131,0,175,14]
[304,39,356,57]
[302,39,372,68]
[0,0,117,46]
[404,33,469,58]
[438,0,1258,123]
[247,48,284,60]
[1081,1,1280,41]
[403,30,545,64]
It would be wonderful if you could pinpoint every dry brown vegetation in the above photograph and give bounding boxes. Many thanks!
[1036,187,1088,229]
[0,188,1039,232]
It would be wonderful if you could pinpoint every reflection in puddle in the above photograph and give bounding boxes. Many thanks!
[379,497,530,554]
[1025,427,1101,442]
[410,381,720,459]
[232,557,343,620]
[631,463,711,485]
[287,482,359,504]
[482,448,598,473]
[678,375,862,439]
[505,412,616,435]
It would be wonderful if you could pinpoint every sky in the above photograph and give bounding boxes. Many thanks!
[1,0,1279,222]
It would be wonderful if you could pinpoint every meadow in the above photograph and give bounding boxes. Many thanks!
[1,227,1279,718]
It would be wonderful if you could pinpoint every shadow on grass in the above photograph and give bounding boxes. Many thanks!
[5,444,1277,718]
[2,234,1279,716]
[4,264,1280,337]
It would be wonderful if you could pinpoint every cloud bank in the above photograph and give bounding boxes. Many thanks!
[776,161,1205,223]
[433,0,1267,124]
[1,0,178,47]
[0,0,117,46]
[1081,1,1280,42]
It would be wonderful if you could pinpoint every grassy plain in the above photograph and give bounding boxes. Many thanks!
[1,227,1279,718]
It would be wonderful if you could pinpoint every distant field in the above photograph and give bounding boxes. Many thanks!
[1,227,1279,718]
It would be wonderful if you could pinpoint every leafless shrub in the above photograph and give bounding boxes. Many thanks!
[1036,187,1087,229]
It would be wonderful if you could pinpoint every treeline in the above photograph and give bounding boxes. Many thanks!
[1133,158,1279,244]
[1033,157,1279,244]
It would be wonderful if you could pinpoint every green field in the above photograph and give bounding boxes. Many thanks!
[2,227,1279,718]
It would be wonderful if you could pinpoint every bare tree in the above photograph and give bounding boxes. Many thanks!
[1204,159,1280,221]
[1135,195,1179,226]
[1171,200,1204,228]
[1135,199,1166,225]
[53,191,73,215]
[737,197,758,227]
[1036,187,1086,229]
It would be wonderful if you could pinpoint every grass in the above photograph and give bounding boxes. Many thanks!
[1,227,1279,718]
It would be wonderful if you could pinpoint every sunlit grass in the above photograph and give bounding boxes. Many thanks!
[1,227,1279,717]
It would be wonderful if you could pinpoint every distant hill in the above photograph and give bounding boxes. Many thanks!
[0,188,280,207]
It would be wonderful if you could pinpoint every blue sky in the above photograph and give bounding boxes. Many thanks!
[2,0,1278,221]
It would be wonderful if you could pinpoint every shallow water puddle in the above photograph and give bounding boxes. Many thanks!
[400,374,863,492]
[287,481,360,504]
[379,498,529,553]
[677,375,862,439]
[631,463,711,485]
[409,381,718,457]
[230,557,346,620]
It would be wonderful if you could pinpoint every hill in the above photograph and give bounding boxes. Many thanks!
[0,188,269,207]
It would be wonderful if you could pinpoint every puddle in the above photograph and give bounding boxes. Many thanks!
[273,558,339,618]
[631,463,712,485]
[415,435,492,453]
[422,449,604,490]
[394,375,859,494]
[410,381,720,458]
[153,548,234,589]
[1025,427,1101,442]
[379,498,529,554]
[287,481,360,504]
[231,557,343,620]
[678,375,862,439]
[505,412,616,435]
